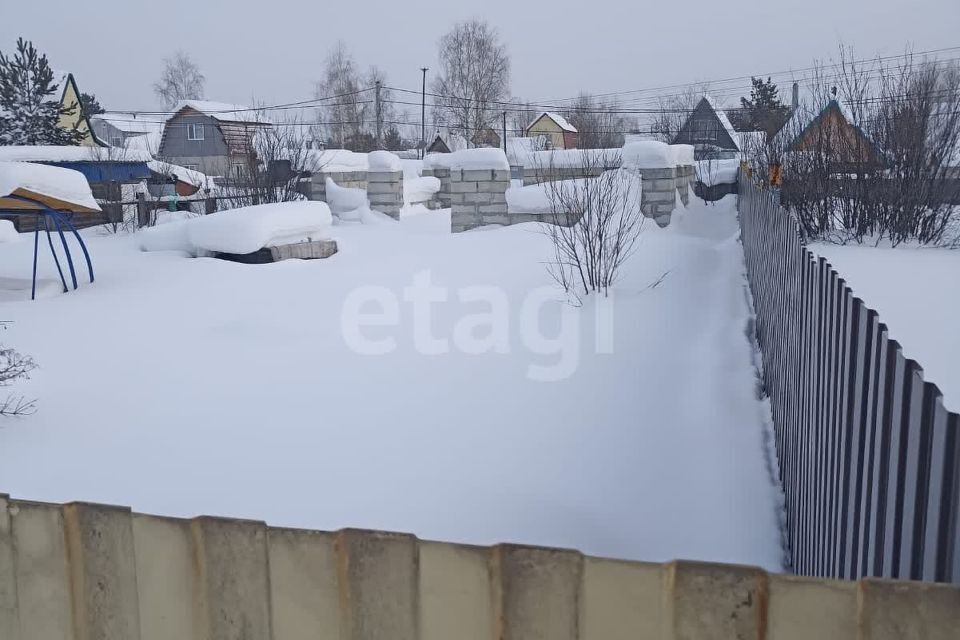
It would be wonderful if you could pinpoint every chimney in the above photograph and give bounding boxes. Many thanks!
[792,82,799,110]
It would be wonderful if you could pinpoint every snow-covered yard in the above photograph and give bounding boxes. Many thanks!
[814,242,960,412]
[0,196,783,569]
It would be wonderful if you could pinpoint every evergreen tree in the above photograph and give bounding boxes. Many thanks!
[739,77,790,137]
[80,92,104,115]
[0,38,85,145]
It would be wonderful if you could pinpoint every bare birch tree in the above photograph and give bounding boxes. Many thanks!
[650,84,709,143]
[315,42,369,149]
[432,19,510,145]
[153,51,205,110]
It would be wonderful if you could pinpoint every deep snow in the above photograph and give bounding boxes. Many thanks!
[814,242,960,412]
[0,196,783,568]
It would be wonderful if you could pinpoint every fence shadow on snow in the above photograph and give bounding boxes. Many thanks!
[738,174,960,584]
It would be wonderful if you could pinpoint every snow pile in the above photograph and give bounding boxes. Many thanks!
[148,160,208,188]
[0,145,152,163]
[814,242,960,411]
[140,201,333,255]
[447,148,510,171]
[310,149,368,173]
[0,161,100,211]
[404,176,440,204]
[326,178,369,222]
[696,159,740,186]
[0,220,20,243]
[423,153,454,171]
[189,202,333,254]
[367,150,402,173]
[622,141,673,169]
[506,178,592,214]
[671,144,695,166]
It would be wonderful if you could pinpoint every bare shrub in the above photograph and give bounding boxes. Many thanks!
[0,342,37,417]
[540,151,644,297]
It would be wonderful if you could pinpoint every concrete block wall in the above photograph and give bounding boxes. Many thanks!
[366,170,404,220]
[522,165,613,186]
[640,167,677,228]
[675,164,694,206]
[2,493,959,640]
[450,168,510,232]
[421,167,451,209]
[310,170,368,203]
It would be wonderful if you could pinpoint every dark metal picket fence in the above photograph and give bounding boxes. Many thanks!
[738,174,960,583]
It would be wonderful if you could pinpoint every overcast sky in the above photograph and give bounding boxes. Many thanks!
[2,0,958,114]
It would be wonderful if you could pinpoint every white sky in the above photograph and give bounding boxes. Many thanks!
[1,0,958,113]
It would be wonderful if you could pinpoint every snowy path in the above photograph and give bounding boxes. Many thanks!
[0,196,784,569]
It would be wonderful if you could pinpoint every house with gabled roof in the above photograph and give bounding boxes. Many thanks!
[56,72,105,147]
[771,98,884,172]
[158,100,271,179]
[672,96,740,160]
[525,112,578,150]
[91,112,164,149]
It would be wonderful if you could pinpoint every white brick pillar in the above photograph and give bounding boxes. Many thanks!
[448,150,511,233]
[366,151,404,220]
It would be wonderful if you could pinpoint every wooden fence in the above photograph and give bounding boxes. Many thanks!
[738,174,960,584]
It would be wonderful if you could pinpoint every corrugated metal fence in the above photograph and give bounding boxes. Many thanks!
[738,174,960,584]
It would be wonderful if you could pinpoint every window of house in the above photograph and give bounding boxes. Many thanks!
[110,135,123,147]
[232,164,244,178]
[187,123,204,141]
[691,119,718,143]
[184,164,199,172]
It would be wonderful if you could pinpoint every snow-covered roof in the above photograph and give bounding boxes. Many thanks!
[92,113,165,136]
[0,145,153,163]
[170,100,271,125]
[124,131,162,155]
[148,160,209,188]
[0,161,100,212]
[528,112,578,134]
[701,95,738,146]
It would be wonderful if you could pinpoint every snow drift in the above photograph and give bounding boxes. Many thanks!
[140,201,333,255]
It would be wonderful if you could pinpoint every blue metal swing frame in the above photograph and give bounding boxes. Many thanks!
[1,194,95,300]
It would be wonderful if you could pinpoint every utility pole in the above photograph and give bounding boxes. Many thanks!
[420,67,428,158]
[502,111,507,154]
[374,80,382,149]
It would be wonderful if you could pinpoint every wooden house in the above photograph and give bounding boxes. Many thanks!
[426,134,451,154]
[91,113,164,149]
[158,100,271,178]
[672,96,740,160]
[772,99,884,172]
[471,127,501,149]
[525,112,578,150]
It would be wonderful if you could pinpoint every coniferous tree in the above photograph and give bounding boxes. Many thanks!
[739,77,790,137]
[0,38,85,145]
[80,92,104,115]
